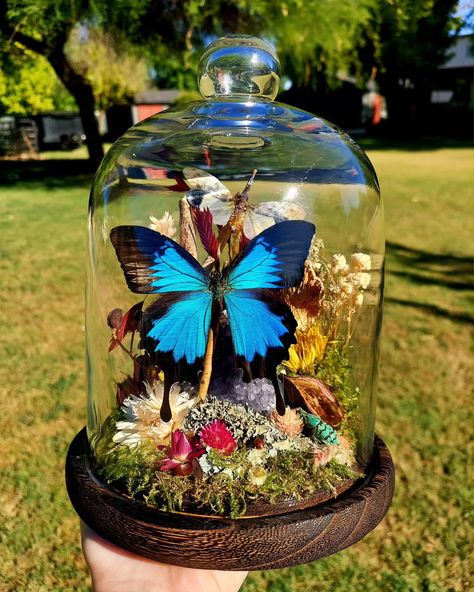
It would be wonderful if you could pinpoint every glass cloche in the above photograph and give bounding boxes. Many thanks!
[85,35,384,519]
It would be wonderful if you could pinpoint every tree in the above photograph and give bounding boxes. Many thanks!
[0,44,75,115]
[360,0,463,134]
[0,0,106,167]
[66,27,150,110]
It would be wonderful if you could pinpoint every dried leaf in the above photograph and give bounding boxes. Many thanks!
[283,375,344,428]
[116,375,142,406]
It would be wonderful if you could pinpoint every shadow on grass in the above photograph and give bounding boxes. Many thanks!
[385,297,473,324]
[0,159,94,188]
[387,241,473,289]
[386,241,473,324]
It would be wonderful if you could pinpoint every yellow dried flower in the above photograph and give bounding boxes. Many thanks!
[283,324,328,374]
[270,407,304,437]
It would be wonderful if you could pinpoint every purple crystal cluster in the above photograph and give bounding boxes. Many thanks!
[210,369,277,412]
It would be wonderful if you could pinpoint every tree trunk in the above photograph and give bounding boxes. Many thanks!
[0,13,104,169]
[48,48,104,169]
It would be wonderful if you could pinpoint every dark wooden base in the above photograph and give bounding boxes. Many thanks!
[66,428,394,571]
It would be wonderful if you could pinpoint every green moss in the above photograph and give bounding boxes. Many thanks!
[98,439,362,518]
[315,343,360,439]
[99,442,158,496]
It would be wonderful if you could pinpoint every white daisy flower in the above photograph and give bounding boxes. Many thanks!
[113,381,198,448]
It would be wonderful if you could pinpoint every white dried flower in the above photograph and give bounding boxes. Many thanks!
[353,272,371,290]
[149,212,177,238]
[340,280,354,295]
[247,448,266,466]
[248,466,267,486]
[198,453,220,475]
[113,381,198,448]
[350,252,371,272]
[331,254,348,274]
[355,293,364,307]
[333,436,356,467]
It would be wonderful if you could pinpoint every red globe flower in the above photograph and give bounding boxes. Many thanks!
[199,420,237,455]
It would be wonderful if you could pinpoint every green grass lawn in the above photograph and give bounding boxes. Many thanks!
[0,144,472,591]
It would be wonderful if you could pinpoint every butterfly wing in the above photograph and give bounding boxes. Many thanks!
[141,292,212,364]
[110,225,212,363]
[243,200,306,239]
[110,225,208,294]
[223,220,315,361]
[183,167,234,226]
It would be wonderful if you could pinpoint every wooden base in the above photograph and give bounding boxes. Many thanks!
[66,428,394,571]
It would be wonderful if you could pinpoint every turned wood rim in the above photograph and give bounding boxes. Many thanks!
[66,428,395,570]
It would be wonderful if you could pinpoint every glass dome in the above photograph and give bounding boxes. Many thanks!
[86,35,384,518]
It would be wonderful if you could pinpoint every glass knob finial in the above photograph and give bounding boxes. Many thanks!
[198,35,280,100]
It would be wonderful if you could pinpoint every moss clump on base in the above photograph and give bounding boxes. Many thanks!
[98,441,362,518]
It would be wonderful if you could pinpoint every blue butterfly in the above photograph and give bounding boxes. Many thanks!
[110,220,315,366]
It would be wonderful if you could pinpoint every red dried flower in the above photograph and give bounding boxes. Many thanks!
[192,207,219,260]
[199,420,237,455]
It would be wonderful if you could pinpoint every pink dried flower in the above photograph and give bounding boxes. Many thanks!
[158,430,204,476]
[199,420,237,455]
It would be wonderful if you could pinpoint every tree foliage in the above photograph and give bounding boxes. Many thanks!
[66,27,150,110]
[359,0,463,132]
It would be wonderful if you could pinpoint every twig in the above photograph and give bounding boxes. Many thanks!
[198,326,216,401]
[179,197,198,258]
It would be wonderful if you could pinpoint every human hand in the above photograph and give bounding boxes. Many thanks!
[81,522,248,592]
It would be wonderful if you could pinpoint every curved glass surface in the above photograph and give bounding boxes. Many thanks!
[86,36,384,518]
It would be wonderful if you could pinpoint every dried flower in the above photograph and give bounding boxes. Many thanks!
[248,465,267,486]
[192,207,219,260]
[313,435,355,468]
[149,212,177,238]
[270,407,304,437]
[333,435,356,467]
[281,261,324,328]
[353,272,371,290]
[113,381,198,448]
[349,253,371,272]
[108,301,143,352]
[331,254,348,274]
[199,420,237,455]
[247,448,266,466]
[158,430,204,476]
[283,324,328,374]
[313,443,337,467]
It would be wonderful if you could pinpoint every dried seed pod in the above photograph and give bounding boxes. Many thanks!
[283,375,344,428]
[107,308,123,329]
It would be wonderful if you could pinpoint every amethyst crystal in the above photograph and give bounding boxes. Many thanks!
[210,369,277,412]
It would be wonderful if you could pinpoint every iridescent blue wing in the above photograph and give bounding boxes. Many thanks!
[225,220,315,290]
[223,220,315,361]
[224,289,295,361]
[110,226,211,364]
[142,292,212,364]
